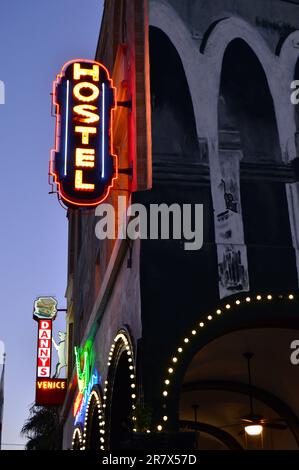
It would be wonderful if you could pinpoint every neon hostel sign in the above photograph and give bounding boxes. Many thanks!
[50,60,118,207]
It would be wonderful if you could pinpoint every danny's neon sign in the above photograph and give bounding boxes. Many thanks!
[50,60,118,207]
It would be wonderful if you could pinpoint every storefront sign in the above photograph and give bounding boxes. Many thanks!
[33,296,57,322]
[33,297,67,405]
[50,59,118,207]
[36,379,67,406]
[36,320,52,378]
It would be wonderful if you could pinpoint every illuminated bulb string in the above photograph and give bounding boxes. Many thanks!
[81,389,102,451]
[157,293,296,432]
[101,332,137,446]
[71,427,83,450]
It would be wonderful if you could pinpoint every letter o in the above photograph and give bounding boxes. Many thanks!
[73,82,99,103]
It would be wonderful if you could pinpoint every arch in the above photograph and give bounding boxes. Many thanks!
[150,5,295,162]
[180,420,243,450]
[182,380,299,446]
[149,26,199,161]
[155,292,299,432]
[202,17,283,150]
[72,426,83,450]
[103,330,137,449]
[82,388,103,450]
[149,0,204,138]
[218,38,281,162]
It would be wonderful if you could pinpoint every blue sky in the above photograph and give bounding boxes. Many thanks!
[0,0,103,449]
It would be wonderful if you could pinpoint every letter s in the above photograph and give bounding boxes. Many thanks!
[73,104,99,124]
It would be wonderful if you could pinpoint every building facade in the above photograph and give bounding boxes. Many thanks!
[62,0,299,450]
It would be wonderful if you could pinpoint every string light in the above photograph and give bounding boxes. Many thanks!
[72,428,83,450]
[103,331,136,442]
[79,389,102,451]
[160,293,295,433]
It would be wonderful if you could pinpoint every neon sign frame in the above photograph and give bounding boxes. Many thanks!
[50,59,118,208]
[74,369,99,425]
[73,341,101,424]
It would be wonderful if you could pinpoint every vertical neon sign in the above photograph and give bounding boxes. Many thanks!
[50,60,118,208]
[37,320,52,377]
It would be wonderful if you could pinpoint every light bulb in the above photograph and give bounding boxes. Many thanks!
[244,424,263,436]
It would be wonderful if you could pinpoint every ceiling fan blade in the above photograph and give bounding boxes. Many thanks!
[263,422,288,430]
[261,418,287,424]
[240,418,255,424]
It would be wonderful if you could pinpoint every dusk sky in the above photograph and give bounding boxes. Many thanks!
[0,0,103,449]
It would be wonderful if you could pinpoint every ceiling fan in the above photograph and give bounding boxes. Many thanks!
[223,352,288,435]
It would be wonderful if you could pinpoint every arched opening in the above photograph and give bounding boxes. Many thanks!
[85,392,102,451]
[179,327,299,450]
[218,39,297,293]
[149,26,199,161]
[218,39,280,162]
[72,428,83,450]
[109,352,132,449]
[159,292,299,442]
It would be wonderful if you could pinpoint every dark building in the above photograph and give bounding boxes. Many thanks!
[62,0,299,450]
[0,351,5,450]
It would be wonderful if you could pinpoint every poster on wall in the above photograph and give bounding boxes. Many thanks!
[213,150,250,298]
